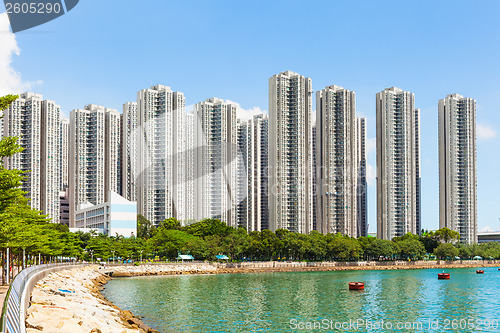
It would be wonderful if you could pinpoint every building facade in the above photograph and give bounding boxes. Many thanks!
[269,71,313,233]
[193,98,238,227]
[234,114,269,231]
[74,191,137,237]
[3,92,61,222]
[69,104,120,227]
[356,117,368,237]
[121,102,138,202]
[60,117,69,190]
[136,85,190,225]
[316,85,366,237]
[439,94,477,244]
[376,87,421,240]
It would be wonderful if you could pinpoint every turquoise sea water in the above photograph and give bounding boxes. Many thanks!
[102,267,500,332]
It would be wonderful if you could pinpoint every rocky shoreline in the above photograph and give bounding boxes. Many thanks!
[25,262,500,332]
[25,266,157,333]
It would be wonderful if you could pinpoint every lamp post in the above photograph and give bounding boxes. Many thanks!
[112,250,115,264]
[6,247,9,285]
[90,250,94,264]
[140,250,143,263]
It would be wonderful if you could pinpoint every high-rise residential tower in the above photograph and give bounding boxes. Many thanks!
[121,102,138,201]
[251,114,270,231]
[193,98,238,227]
[235,114,270,231]
[3,92,61,223]
[269,71,313,233]
[356,117,368,237]
[376,87,421,240]
[236,119,250,229]
[60,117,69,190]
[439,94,477,244]
[136,85,189,225]
[69,104,121,227]
[316,85,367,237]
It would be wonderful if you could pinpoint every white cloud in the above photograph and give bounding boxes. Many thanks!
[366,163,376,186]
[366,137,376,155]
[225,99,266,121]
[480,225,495,232]
[0,13,41,95]
[477,123,496,140]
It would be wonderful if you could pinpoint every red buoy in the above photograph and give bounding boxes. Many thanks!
[349,282,364,290]
[476,270,484,274]
[438,273,450,280]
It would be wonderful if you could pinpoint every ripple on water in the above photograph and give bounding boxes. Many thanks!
[102,267,500,332]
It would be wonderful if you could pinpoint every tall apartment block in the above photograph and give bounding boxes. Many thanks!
[312,123,317,231]
[316,85,367,237]
[60,117,69,190]
[236,119,250,229]
[121,102,138,201]
[439,94,477,244]
[269,71,313,233]
[193,98,238,227]
[356,117,368,237]
[69,104,120,227]
[376,87,421,240]
[251,114,269,231]
[136,85,190,225]
[185,113,195,224]
[3,92,61,223]
[235,114,270,231]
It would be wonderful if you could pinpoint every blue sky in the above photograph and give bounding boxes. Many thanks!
[1,0,499,233]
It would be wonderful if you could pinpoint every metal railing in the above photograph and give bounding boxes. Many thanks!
[1,263,85,333]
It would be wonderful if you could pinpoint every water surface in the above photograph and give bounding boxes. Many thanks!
[102,267,500,332]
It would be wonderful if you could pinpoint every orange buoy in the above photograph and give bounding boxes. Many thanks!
[438,273,450,280]
[476,270,484,274]
[349,282,364,290]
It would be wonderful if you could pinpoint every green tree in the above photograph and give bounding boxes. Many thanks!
[160,217,182,231]
[396,238,425,259]
[434,228,460,244]
[366,239,398,259]
[137,214,154,239]
[434,243,459,260]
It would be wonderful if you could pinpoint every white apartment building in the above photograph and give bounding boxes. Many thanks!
[269,71,313,233]
[185,113,195,225]
[193,98,238,227]
[312,123,317,231]
[60,117,69,190]
[316,85,367,237]
[121,102,138,202]
[136,85,189,225]
[236,119,250,229]
[3,92,61,223]
[69,104,120,227]
[356,117,368,237]
[74,191,137,237]
[235,114,270,231]
[439,94,477,244]
[105,109,121,195]
[250,114,270,231]
[376,87,421,240]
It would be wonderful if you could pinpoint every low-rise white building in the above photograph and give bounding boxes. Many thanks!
[73,191,137,237]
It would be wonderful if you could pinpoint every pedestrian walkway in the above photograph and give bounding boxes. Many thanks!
[0,285,9,308]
